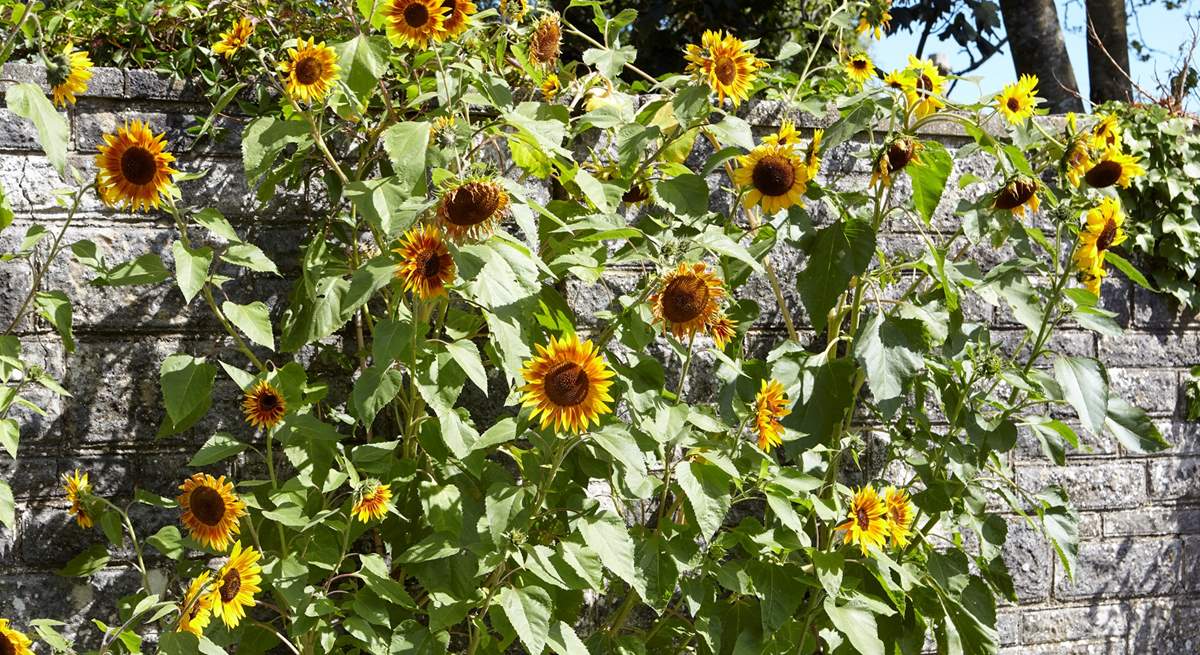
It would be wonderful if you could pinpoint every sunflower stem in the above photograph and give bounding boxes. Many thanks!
[4,184,85,335]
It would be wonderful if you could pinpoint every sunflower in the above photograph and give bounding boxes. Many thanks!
[529,14,562,69]
[62,469,93,529]
[991,175,1040,217]
[352,481,392,522]
[177,571,214,636]
[95,174,120,208]
[763,120,802,148]
[804,129,824,180]
[436,0,476,39]
[436,178,511,242]
[856,9,892,40]
[870,136,921,187]
[1074,197,1127,272]
[845,53,876,85]
[47,46,92,108]
[1077,262,1106,297]
[178,473,247,552]
[383,0,447,49]
[836,485,891,556]
[882,69,914,93]
[996,74,1040,124]
[209,541,263,629]
[0,619,33,655]
[708,313,737,350]
[243,380,287,429]
[95,120,177,212]
[1083,148,1145,189]
[394,225,456,299]
[905,55,946,118]
[1090,113,1122,150]
[883,486,915,547]
[684,30,766,107]
[520,334,615,433]
[213,18,255,58]
[541,73,561,101]
[280,38,340,103]
[500,0,528,21]
[1062,114,1091,187]
[650,262,726,341]
[754,379,790,451]
[732,143,808,214]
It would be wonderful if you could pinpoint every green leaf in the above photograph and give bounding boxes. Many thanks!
[56,544,110,577]
[34,290,73,352]
[654,173,709,217]
[189,433,249,466]
[445,339,488,396]
[908,141,953,225]
[781,355,857,446]
[381,122,431,195]
[1104,251,1154,290]
[352,365,405,426]
[0,480,13,530]
[222,243,280,274]
[485,483,528,547]
[94,254,171,287]
[193,208,240,242]
[171,241,212,304]
[796,218,876,332]
[747,560,807,632]
[242,116,310,181]
[222,301,274,351]
[811,550,844,598]
[159,354,216,425]
[674,459,731,540]
[456,239,542,310]
[0,182,13,234]
[573,168,612,213]
[824,598,884,655]
[345,178,423,238]
[546,621,590,655]
[146,525,185,560]
[0,418,16,459]
[500,585,552,655]
[1036,486,1079,578]
[279,275,350,351]
[1053,356,1109,434]
[853,312,929,417]
[1105,396,1169,453]
[672,84,712,122]
[341,256,399,321]
[336,34,391,99]
[574,508,645,597]
[396,532,459,563]
[6,83,68,175]
[581,45,636,78]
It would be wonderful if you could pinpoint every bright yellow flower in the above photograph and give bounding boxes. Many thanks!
[996,74,1040,124]
[499,0,528,22]
[394,225,455,299]
[178,473,247,552]
[352,482,392,522]
[1073,197,1126,295]
[209,541,263,628]
[856,9,892,39]
[762,119,802,148]
[882,68,914,94]
[520,334,615,433]
[48,46,92,107]
[836,485,891,556]
[383,0,448,49]
[754,379,790,451]
[62,469,93,529]
[1084,148,1145,189]
[213,18,255,58]
[280,38,340,103]
[845,53,876,85]
[1090,113,1122,150]
[650,262,727,341]
[243,380,287,429]
[0,619,33,655]
[436,0,476,40]
[708,313,738,350]
[904,55,946,118]
[883,486,915,547]
[541,73,561,101]
[732,143,808,214]
[95,120,178,212]
[683,30,766,107]
[177,571,214,636]
[804,129,824,180]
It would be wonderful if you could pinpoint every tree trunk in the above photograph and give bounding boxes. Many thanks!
[998,0,1084,113]
[1085,0,1132,105]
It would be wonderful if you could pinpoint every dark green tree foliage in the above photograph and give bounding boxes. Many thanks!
[888,0,1004,74]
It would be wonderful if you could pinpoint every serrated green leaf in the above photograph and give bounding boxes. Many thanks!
[223,300,275,350]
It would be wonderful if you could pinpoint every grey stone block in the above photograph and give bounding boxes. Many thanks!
[1124,598,1200,653]
[85,68,125,99]
[1005,520,1053,603]
[1054,537,1181,600]
[1020,603,1131,645]
[0,109,42,151]
[1103,506,1200,537]
[1097,332,1200,368]
[1107,367,1180,417]
[1132,285,1200,329]
[125,69,204,101]
[1014,462,1146,511]
[1147,457,1200,501]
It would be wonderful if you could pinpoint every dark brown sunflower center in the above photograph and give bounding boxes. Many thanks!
[419,250,444,278]
[219,570,242,603]
[120,146,158,186]
[714,56,737,86]
[442,0,456,14]
[752,156,796,197]
[1085,159,1122,188]
[1097,219,1118,252]
[622,184,650,204]
[661,275,710,324]
[190,485,227,526]
[1006,96,1021,112]
[852,59,868,70]
[294,55,324,86]
[917,74,934,96]
[404,3,430,28]
[886,141,915,172]
[0,632,14,655]
[994,179,1036,210]
[257,390,281,411]
[444,182,501,227]
[544,361,590,407]
[856,507,870,530]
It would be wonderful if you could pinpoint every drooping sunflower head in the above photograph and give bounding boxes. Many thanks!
[1082,197,1127,255]
[1084,148,1145,189]
[541,73,562,101]
[870,136,922,187]
[883,486,915,548]
[384,0,448,49]
[992,175,1040,217]
[95,120,177,212]
[62,469,94,529]
[732,143,808,214]
[996,74,1040,124]
[708,312,738,350]
[213,17,255,58]
[621,178,651,205]
[520,334,615,434]
[762,119,802,149]
[845,53,876,85]
[394,224,456,299]
[837,485,891,556]
[754,379,790,452]
[1077,260,1106,296]
[436,177,511,242]
[178,473,247,552]
[529,14,562,69]
[856,7,892,39]
[436,0,476,39]
[1090,113,1122,150]
[1062,132,1092,188]
[650,262,726,340]
[0,619,33,655]
[352,481,393,522]
[280,38,340,103]
[208,541,263,629]
[804,129,824,180]
[47,46,92,108]
[905,55,946,118]
[683,29,766,107]
[177,571,214,636]
[243,380,287,429]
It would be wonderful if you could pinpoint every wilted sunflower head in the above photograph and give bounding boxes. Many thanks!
[732,143,808,214]
[683,29,766,107]
[95,120,178,212]
[213,17,255,58]
[436,178,511,242]
[0,619,33,655]
[650,262,726,340]
[520,334,616,433]
[384,0,448,49]
[48,46,92,108]
[992,175,1040,216]
[1084,148,1145,189]
[280,38,340,103]
[394,224,456,299]
[243,380,287,429]
[529,14,562,68]
[871,136,921,187]
[178,473,247,552]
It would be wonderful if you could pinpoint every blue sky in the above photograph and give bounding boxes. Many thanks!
[870,0,1199,110]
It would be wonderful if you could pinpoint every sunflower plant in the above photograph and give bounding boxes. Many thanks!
[0,1,1177,654]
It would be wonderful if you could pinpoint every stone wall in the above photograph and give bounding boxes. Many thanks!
[0,65,1197,653]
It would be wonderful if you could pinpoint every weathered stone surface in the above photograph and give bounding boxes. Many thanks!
[1055,537,1182,600]
[1147,457,1200,501]
[1020,602,1131,645]
[1015,462,1147,510]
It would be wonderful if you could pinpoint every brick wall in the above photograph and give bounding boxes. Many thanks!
[0,64,1197,652]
